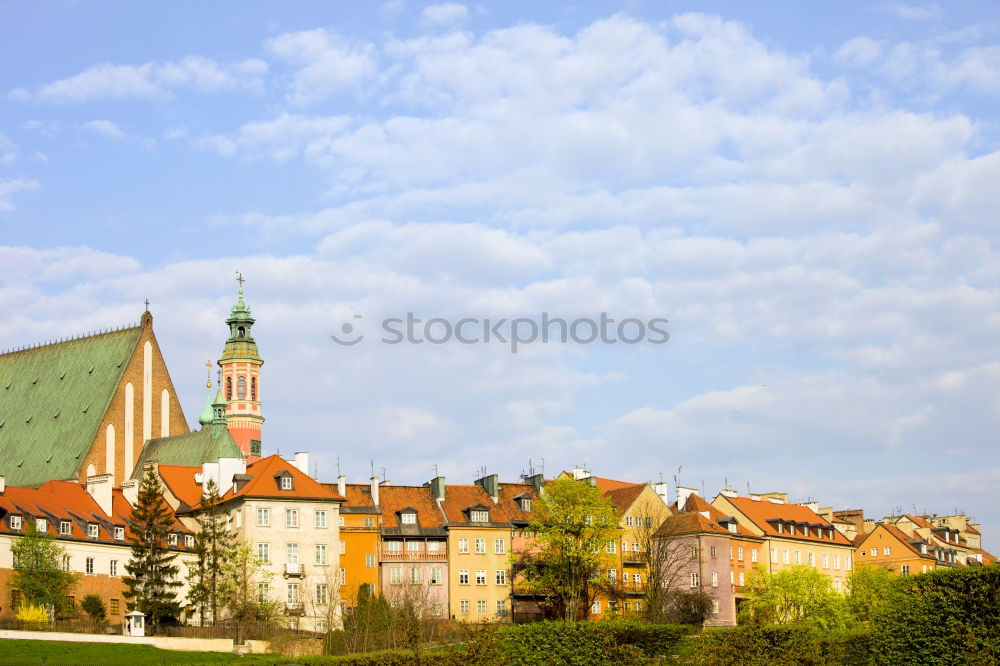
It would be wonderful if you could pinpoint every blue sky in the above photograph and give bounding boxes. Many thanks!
[2,1,999,546]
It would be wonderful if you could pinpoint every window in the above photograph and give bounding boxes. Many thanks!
[783,549,790,564]
[845,556,851,569]
[62,555,71,571]
[476,600,487,615]
[808,552,815,566]
[633,573,641,584]
[287,584,299,603]
[689,545,698,559]
[727,522,737,534]
[340,540,347,554]
[771,548,777,563]
[339,516,345,527]
[390,567,401,585]
[520,499,531,512]
[803,525,810,537]
[475,538,486,554]
[751,548,758,563]
[494,538,505,554]
[497,600,506,616]
[60,520,72,536]
[626,516,633,526]
[712,599,720,615]
[410,567,421,584]
[496,570,506,585]
[777,522,784,534]
[431,567,442,584]
[85,557,95,575]
[257,508,270,527]
[711,572,718,587]
[185,534,194,548]
[251,377,257,400]
[365,554,375,568]
[88,524,99,539]
[35,518,46,533]
[710,546,718,559]
[730,571,734,584]
[168,533,178,546]
[789,524,796,535]
[238,376,246,400]
[458,538,469,554]
[794,550,801,565]
[834,554,840,570]
[364,517,374,527]
[871,547,877,557]
[476,570,487,585]
[286,509,299,527]
[822,553,829,568]
[315,510,327,528]
[690,572,700,587]
[315,544,327,565]
[737,546,744,561]
[226,376,232,400]
[738,572,745,585]
[460,600,470,615]
[110,599,120,615]
[608,568,617,582]
[257,543,270,563]
[607,540,617,554]
[401,512,416,525]
[110,560,118,576]
[592,599,601,614]
[287,543,299,564]
[729,546,733,560]
[901,565,910,576]
[471,510,489,522]
[316,584,328,605]
[386,541,401,552]
[884,546,891,556]
[834,579,842,593]
[459,569,470,585]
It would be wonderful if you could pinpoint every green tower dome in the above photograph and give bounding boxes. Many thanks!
[197,389,214,427]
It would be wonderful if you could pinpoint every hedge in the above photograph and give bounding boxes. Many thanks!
[686,625,874,665]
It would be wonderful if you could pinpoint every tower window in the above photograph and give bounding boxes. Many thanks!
[238,326,246,337]
[226,377,232,400]
[251,377,257,401]
[238,376,247,400]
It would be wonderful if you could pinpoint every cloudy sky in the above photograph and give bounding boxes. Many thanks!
[2,1,999,546]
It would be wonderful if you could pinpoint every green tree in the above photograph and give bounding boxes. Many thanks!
[221,542,282,623]
[511,476,620,620]
[739,565,845,629]
[9,524,79,616]
[122,467,183,631]
[845,566,897,628]
[81,593,107,628]
[186,478,236,625]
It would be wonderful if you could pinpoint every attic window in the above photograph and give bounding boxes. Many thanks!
[519,498,532,512]
[727,522,737,534]
[60,521,71,535]
[35,519,46,533]
[168,533,178,546]
[87,524,99,539]
[281,476,293,491]
[471,510,489,523]
[114,527,125,541]
[185,535,194,548]
[401,512,417,525]
[10,515,22,531]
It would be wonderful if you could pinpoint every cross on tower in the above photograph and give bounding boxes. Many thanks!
[204,360,212,388]
[235,271,245,295]
[144,298,150,311]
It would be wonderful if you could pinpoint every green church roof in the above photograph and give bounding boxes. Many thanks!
[0,326,143,487]
[132,427,242,478]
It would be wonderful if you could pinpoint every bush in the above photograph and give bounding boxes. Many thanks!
[870,564,1000,665]
[592,620,696,656]
[16,603,50,629]
[686,624,874,666]
[81,594,107,625]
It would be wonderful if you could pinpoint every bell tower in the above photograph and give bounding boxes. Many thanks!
[218,273,264,460]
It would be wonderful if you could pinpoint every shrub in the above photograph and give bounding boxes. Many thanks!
[81,594,107,625]
[16,603,49,630]
[592,620,696,656]
[686,624,875,666]
[871,564,1000,665]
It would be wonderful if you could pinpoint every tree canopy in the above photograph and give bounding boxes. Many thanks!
[9,524,79,616]
[739,565,845,629]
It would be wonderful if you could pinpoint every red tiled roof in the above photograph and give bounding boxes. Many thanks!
[159,464,203,508]
[379,485,444,529]
[903,514,936,530]
[440,485,509,525]
[684,494,759,539]
[497,483,537,523]
[591,476,640,493]
[338,483,377,508]
[657,511,728,536]
[725,496,853,546]
[605,485,645,512]
[222,455,344,502]
[971,547,998,565]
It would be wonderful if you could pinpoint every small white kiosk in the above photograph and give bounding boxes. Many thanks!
[124,610,146,637]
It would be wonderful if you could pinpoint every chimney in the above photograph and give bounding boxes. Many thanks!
[426,476,446,500]
[0,475,5,494]
[800,501,820,514]
[571,466,589,481]
[86,473,114,515]
[524,473,544,492]
[370,476,380,506]
[652,481,668,503]
[216,457,246,496]
[720,487,737,498]
[676,486,698,508]
[122,479,139,507]
[337,475,346,497]
[474,473,499,502]
[294,452,310,475]
[759,492,788,504]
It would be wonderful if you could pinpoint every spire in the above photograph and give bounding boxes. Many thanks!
[197,360,214,427]
[210,387,228,440]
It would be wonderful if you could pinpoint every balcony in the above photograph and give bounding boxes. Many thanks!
[284,563,304,577]
[284,602,305,616]
[382,551,448,561]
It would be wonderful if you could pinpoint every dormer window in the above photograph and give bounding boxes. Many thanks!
[35,519,46,533]
[60,520,72,536]
[401,512,417,525]
[185,535,194,548]
[789,524,796,536]
[471,510,489,523]
[520,498,531,512]
[281,476,293,490]
[776,522,783,534]
[10,515,22,531]
[168,533,178,546]
[727,522,737,534]
[114,526,125,541]
[88,524,99,539]
[803,525,809,537]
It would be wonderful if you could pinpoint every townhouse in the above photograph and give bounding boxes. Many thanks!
[712,490,855,592]
[325,478,381,612]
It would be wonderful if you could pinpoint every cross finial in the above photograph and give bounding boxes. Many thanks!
[204,360,212,389]
[217,368,222,388]
[144,298,150,311]
[235,271,245,295]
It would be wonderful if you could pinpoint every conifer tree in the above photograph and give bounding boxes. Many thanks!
[186,478,235,625]
[123,467,182,630]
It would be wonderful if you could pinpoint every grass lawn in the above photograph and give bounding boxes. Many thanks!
[0,639,272,665]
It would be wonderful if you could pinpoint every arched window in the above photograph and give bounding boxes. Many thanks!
[238,376,246,400]
[226,377,232,400]
[237,326,246,337]
[251,377,257,401]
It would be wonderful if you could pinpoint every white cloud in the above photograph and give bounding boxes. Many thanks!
[266,29,376,105]
[879,2,941,21]
[0,134,17,164]
[197,113,352,160]
[0,179,39,212]
[421,3,469,26]
[84,120,127,140]
[834,36,886,68]
[15,57,268,103]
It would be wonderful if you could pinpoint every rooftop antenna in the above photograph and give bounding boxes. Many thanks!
[380,466,387,482]
[337,457,342,476]
[313,463,318,479]
[432,464,439,476]
[539,458,544,476]
[370,460,374,478]
[701,479,706,497]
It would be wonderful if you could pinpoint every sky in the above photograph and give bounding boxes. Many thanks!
[1,1,999,547]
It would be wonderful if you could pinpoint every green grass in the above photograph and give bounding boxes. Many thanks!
[0,639,271,665]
